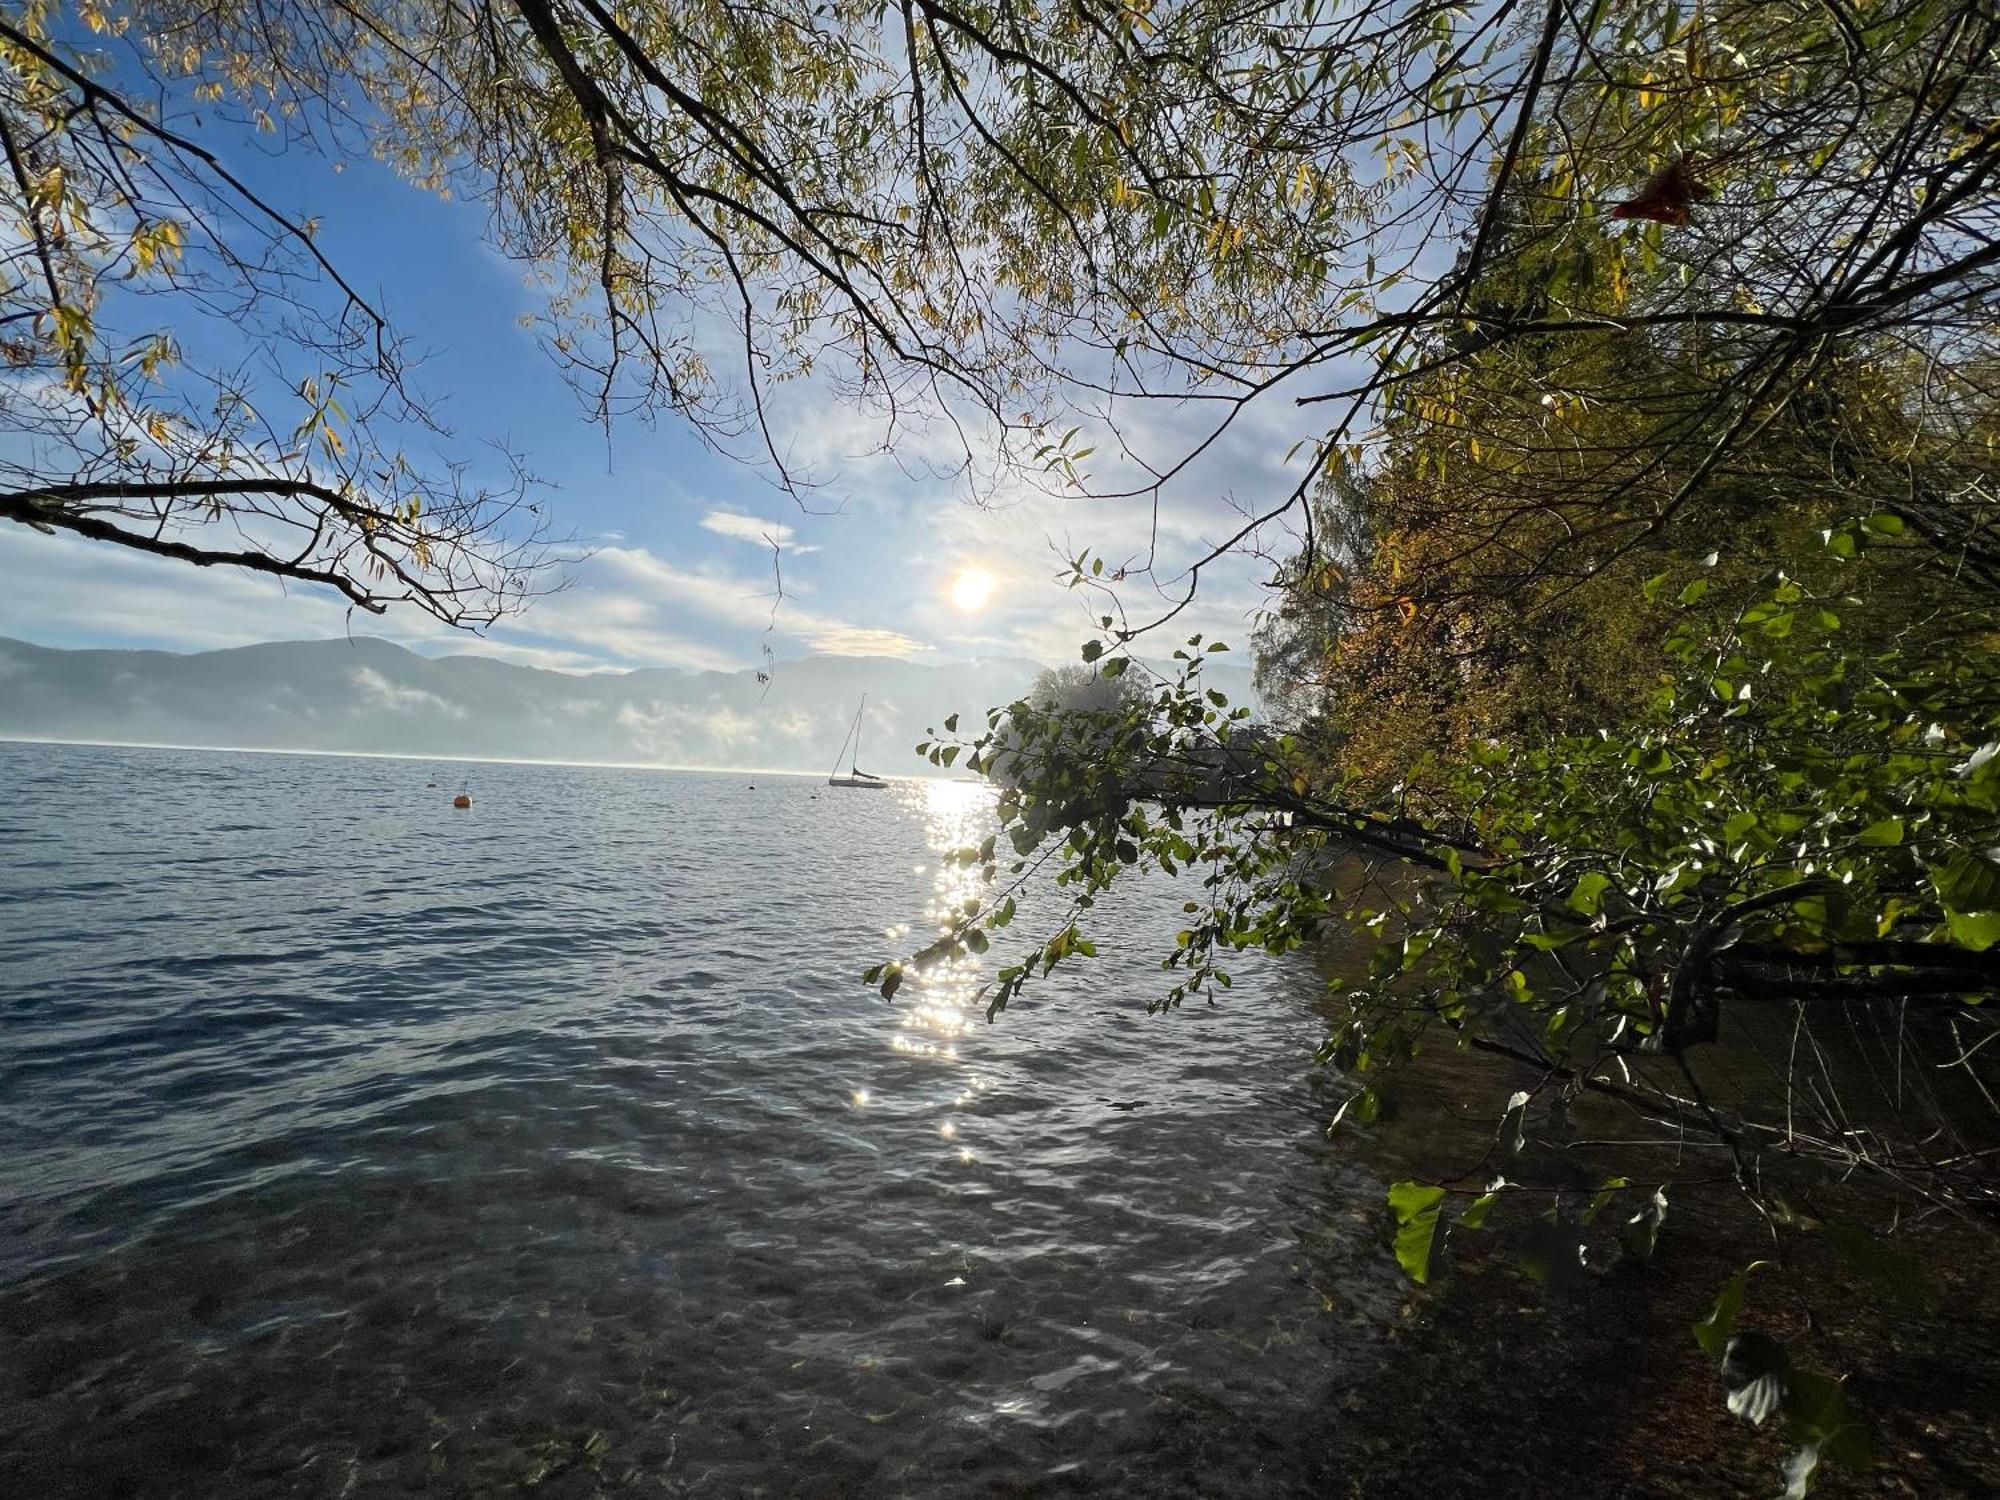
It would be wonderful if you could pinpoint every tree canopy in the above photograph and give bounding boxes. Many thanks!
[4,0,1995,622]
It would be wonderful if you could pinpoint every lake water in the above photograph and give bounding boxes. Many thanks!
[0,740,1399,1497]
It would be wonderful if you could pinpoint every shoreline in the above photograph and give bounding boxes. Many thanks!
[1314,1006,2000,1498]
[1323,1187,1999,1498]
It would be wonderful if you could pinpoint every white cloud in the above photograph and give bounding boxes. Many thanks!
[708,365,1299,671]
[586,545,930,660]
[0,382,1281,678]
[698,509,819,554]
[435,638,620,674]
[0,520,930,674]
[0,524,376,650]
[492,581,748,672]
[802,624,931,658]
[891,466,1278,668]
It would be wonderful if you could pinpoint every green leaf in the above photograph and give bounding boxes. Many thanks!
[1099,656,1128,678]
[1080,640,1104,663]
[1931,850,2000,909]
[1330,1085,1382,1130]
[1499,1089,1529,1155]
[1695,1261,1765,1358]
[1566,871,1612,916]
[1620,1187,1668,1259]
[1722,810,1759,844]
[1722,1330,1790,1425]
[1458,1190,1499,1229]
[1387,1181,1448,1284]
[1945,909,2000,952]
[1677,577,1709,606]
[1585,1176,1630,1223]
[1784,1369,1872,1468]
[1855,818,1903,847]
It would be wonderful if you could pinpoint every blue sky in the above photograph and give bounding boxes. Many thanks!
[1,95,1295,677]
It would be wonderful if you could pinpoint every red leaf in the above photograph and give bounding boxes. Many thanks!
[1611,158,1712,225]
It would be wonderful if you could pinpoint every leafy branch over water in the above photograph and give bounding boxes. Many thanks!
[888,535,1997,1493]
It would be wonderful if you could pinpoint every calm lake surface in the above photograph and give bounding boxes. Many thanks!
[0,740,1399,1497]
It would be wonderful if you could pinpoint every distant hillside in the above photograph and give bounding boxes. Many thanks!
[0,637,1258,773]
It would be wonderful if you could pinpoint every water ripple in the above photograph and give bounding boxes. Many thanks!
[0,740,1396,1497]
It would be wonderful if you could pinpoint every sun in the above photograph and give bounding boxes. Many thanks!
[949,568,995,612]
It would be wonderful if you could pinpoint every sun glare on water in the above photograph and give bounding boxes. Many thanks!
[949,569,995,612]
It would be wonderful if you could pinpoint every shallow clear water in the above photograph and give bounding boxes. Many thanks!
[0,740,1397,1497]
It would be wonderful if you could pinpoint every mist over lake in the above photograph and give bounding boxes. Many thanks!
[0,636,1259,775]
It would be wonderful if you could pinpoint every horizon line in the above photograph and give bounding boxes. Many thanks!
[0,735,992,784]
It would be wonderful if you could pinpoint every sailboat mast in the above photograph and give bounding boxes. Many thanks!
[829,703,855,780]
[830,695,885,786]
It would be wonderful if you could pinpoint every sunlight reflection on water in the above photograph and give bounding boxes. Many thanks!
[0,743,1401,1497]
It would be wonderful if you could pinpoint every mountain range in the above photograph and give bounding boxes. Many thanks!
[0,636,1257,774]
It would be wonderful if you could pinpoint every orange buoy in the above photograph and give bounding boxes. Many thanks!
[452,793,472,809]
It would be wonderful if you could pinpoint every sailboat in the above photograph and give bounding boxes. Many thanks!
[828,695,890,790]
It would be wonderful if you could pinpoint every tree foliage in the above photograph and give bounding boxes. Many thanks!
[872,12,2000,1464]
[0,1,558,621]
[906,529,1996,1487]
[6,0,1996,628]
